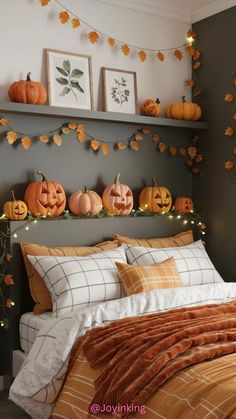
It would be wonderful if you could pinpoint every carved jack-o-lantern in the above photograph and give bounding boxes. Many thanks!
[102,173,133,215]
[139,177,172,213]
[174,197,193,213]
[24,171,66,217]
[4,191,28,220]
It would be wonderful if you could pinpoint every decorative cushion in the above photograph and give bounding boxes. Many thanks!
[116,257,183,296]
[113,230,193,247]
[21,240,119,315]
[27,247,127,317]
[125,240,223,287]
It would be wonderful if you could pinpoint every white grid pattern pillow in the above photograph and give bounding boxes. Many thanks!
[28,247,127,316]
[125,240,223,287]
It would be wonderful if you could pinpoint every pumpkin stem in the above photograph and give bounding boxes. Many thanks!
[152,176,158,187]
[182,96,186,103]
[83,186,88,193]
[36,171,47,182]
[155,98,160,104]
[26,72,32,82]
[11,190,16,201]
[115,173,121,185]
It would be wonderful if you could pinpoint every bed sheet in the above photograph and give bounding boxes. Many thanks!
[19,312,53,353]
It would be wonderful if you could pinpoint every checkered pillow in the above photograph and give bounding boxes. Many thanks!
[28,247,127,316]
[125,240,223,287]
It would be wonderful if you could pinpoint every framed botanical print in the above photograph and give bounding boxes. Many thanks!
[46,49,93,109]
[102,67,138,114]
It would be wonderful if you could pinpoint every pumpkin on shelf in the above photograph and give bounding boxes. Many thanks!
[8,72,47,105]
[165,96,202,121]
[139,177,172,213]
[141,98,161,117]
[102,173,133,216]
[24,171,66,217]
[3,191,28,220]
[174,197,194,213]
[69,187,103,216]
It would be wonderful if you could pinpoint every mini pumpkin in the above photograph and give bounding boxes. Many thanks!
[102,173,133,215]
[3,191,28,220]
[141,98,161,117]
[8,72,47,105]
[174,197,193,213]
[139,177,172,213]
[69,187,103,216]
[165,96,202,121]
[24,171,66,217]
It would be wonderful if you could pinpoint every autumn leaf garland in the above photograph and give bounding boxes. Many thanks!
[224,72,236,174]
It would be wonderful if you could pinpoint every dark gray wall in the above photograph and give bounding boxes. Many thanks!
[193,6,236,281]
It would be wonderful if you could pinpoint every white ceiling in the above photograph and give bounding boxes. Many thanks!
[156,0,218,12]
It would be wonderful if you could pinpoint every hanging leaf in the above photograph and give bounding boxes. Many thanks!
[4,274,14,286]
[118,142,126,150]
[193,89,202,97]
[130,141,139,151]
[90,140,100,151]
[233,76,236,86]
[39,135,49,143]
[174,49,183,60]
[225,127,234,136]
[71,18,80,28]
[169,146,177,156]
[68,123,77,129]
[233,113,236,120]
[40,0,51,5]
[193,49,201,61]
[5,253,12,262]
[101,144,109,155]
[193,61,201,70]
[62,126,70,134]
[179,147,187,156]
[107,38,116,47]
[21,136,32,150]
[187,146,198,159]
[121,44,130,56]
[152,134,161,143]
[224,93,234,102]
[53,134,62,146]
[232,147,236,154]
[135,133,143,141]
[59,11,70,24]
[186,159,193,167]
[159,142,167,153]
[195,154,204,163]
[192,134,200,143]
[77,132,86,142]
[192,167,200,174]
[156,52,165,62]
[225,160,234,170]
[142,128,149,135]
[187,29,197,38]
[185,79,195,87]
[88,31,99,44]
[138,50,147,62]
[0,118,9,126]
[6,131,17,144]
[77,124,85,132]
[6,299,14,308]
[186,46,195,56]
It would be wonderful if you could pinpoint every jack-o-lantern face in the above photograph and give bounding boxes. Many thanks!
[139,178,172,213]
[174,197,193,213]
[102,173,133,215]
[24,171,66,217]
[4,192,28,220]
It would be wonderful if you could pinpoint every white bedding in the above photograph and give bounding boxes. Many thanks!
[10,282,236,419]
[20,312,53,353]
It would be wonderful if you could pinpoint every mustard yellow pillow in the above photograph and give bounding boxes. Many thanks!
[115,257,183,296]
[113,230,193,247]
[21,240,119,315]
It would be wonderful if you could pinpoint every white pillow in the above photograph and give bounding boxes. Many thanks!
[125,240,223,287]
[28,247,127,316]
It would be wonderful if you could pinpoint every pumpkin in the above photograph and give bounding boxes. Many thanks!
[102,173,133,215]
[139,177,172,213]
[174,197,193,213]
[8,72,47,105]
[165,96,202,121]
[4,191,28,220]
[141,98,161,117]
[69,187,102,216]
[24,171,66,217]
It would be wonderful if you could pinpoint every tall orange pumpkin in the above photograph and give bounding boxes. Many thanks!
[24,171,66,217]
[139,177,172,213]
[102,173,133,215]
[8,73,47,105]
[166,96,202,121]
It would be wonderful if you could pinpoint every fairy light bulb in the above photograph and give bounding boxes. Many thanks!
[183,220,188,225]
[25,226,29,231]
[169,215,173,219]
[13,233,18,238]
[187,36,194,45]
[177,215,181,219]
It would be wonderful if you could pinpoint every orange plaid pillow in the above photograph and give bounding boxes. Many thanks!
[115,257,183,296]
[113,230,193,247]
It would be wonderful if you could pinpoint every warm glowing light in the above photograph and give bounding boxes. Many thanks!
[13,233,18,238]
[161,211,166,215]
[198,222,202,226]
[33,220,38,224]
[11,301,15,306]
[0,321,4,327]
[0,213,6,219]
[191,221,195,224]
[183,220,188,225]
[177,215,181,219]
[190,209,194,213]
[25,226,29,231]
[201,231,206,235]
[187,36,194,45]
[169,215,173,219]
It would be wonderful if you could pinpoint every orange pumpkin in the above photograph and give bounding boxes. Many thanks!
[8,73,47,105]
[166,96,202,121]
[69,187,102,216]
[102,173,133,215]
[4,191,28,220]
[24,171,66,217]
[174,197,193,213]
[141,98,161,117]
[139,177,172,213]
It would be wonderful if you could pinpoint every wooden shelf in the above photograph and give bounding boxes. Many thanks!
[0,101,208,130]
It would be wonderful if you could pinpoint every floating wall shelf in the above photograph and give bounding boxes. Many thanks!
[0,101,208,130]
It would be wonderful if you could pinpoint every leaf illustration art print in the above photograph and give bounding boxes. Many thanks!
[56,60,84,102]
[110,77,130,106]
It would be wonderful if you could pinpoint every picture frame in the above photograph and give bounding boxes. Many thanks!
[46,49,93,110]
[102,67,138,114]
